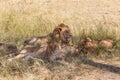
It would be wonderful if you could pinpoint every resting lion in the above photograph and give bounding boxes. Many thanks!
[23,36,48,47]
[46,23,76,62]
[78,37,113,55]
[8,35,49,61]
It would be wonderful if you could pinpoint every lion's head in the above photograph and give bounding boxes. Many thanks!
[51,23,72,44]
[78,37,97,54]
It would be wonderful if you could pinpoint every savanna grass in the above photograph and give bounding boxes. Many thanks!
[0,0,120,80]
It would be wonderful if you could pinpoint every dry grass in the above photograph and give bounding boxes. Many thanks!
[0,0,120,42]
[0,0,120,80]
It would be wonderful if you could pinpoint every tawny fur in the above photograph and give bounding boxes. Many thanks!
[46,23,76,62]
[9,23,75,62]
[78,37,113,54]
[8,35,49,61]
[23,36,48,47]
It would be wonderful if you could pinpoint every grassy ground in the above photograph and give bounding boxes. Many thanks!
[0,0,120,80]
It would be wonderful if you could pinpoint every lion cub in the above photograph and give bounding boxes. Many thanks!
[78,37,113,55]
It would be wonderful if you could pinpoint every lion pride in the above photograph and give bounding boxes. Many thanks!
[8,23,76,62]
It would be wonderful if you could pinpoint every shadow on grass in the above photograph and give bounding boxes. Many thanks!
[81,58,120,74]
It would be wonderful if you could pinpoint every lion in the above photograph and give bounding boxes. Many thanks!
[19,36,49,58]
[98,39,113,49]
[51,23,73,45]
[46,23,76,62]
[78,37,113,55]
[0,43,18,57]
[23,36,48,48]
[49,45,76,62]
[8,35,50,61]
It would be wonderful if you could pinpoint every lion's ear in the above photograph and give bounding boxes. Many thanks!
[58,27,62,32]
[53,28,62,34]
